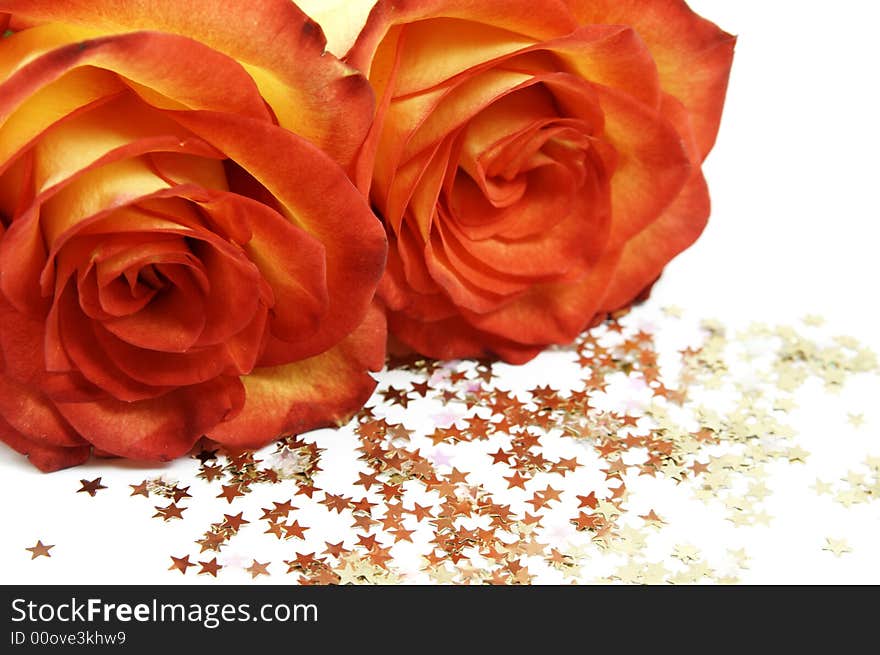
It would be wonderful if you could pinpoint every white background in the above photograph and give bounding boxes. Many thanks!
[660,0,880,342]
[1,1,879,584]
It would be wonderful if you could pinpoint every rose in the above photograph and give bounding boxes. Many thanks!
[0,0,387,471]
[305,0,735,363]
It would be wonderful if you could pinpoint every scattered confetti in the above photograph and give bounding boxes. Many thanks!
[8,306,879,584]
[246,560,271,579]
[25,541,54,559]
[168,555,195,574]
[822,538,852,558]
[77,478,107,497]
[198,558,222,577]
[847,413,865,428]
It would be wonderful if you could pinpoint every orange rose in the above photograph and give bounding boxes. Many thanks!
[0,0,387,471]
[308,0,734,363]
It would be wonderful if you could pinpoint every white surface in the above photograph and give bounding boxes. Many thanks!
[2,1,879,584]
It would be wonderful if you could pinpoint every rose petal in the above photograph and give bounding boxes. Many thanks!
[458,244,619,346]
[1,30,272,125]
[596,84,692,249]
[423,230,510,313]
[0,66,125,176]
[378,70,610,223]
[388,310,543,364]
[168,111,387,362]
[0,413,90,472]
[192,191,329,345]
[40,156,171,248]
[99,260,208,353]
[0,22,96,91]
[50,283,172,399]
[0,291,102,411]
[441,161,606,281]
[55,375,245,461]
[384,18,539,97]
[458,83,570,179]
[186,234,265,348]
[0,149,33,220]
[600,169,711,312]
[544,25,662,108]
[206,303,386,448]
[393,136,455,240]
[0,292,53,383]
[567,0,736,158]
[0,295,87,448]
[90,319,239,389]
[394,218,440,297]
[0,203,48,317]
[0,373,84,447]
[347,0,578,74]
[21,91,223,198]
[386,240,619,360]
[77,264,154,320]
[1,0,373,169]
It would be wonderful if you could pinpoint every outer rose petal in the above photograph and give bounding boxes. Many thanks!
[459,245,620,345]
[566,0,736,158]
[0,414,90,472]
[600,170,710,313]
[0,0,373,169]
[206,303,386,448]
[55,376,245,461]
[390,247,621,362]
[597,85,692,248]
[0,292,71,393]
[388,310,543,364]
[0,31,272,124]
[0,373,84,447]
[1,55,128,179]
[600,91,712,311]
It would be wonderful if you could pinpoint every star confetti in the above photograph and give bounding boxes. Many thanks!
[6,305,878,584]
[822,538,852,558]
[25,541,54,559]
[77,478,107,497]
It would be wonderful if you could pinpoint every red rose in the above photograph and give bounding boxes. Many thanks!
[0,0,387,471]
[310,0,735,363]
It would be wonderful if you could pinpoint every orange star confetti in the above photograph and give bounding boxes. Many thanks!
[26,541,54,559]
[246,560,270,579]
[77,478,107,497]
[198,558,222,577]
[168,555,195,575]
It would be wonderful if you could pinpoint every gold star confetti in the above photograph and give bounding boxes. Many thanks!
[847,413,865,428]
[822,538,852,557]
